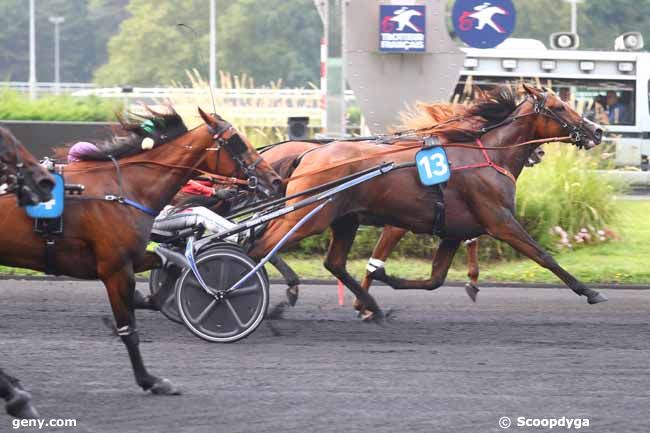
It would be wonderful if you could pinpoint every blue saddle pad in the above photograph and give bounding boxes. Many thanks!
[25,173,64,218]
[415,147,451,186]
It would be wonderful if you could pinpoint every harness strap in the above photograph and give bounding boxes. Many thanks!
[103,195,159,217]
[451,138,516,184]
[44,239,57,275]
[108,156,124,197]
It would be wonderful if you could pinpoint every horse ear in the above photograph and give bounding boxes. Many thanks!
[198,107,217,128]
[522,83,539,97]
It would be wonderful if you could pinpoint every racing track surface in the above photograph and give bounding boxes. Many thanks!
[1,280,649,433]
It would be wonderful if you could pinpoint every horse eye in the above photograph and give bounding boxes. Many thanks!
[556,105,565,112]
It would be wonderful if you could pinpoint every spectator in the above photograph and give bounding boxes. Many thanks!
[605,90,629,124]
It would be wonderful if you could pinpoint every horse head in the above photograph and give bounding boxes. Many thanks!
[0,128,54,206]
[198,107,282,198]
[522,84,603,150]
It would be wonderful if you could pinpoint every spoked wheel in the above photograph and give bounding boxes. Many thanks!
[149,266,183,324]
[176,245,269,343]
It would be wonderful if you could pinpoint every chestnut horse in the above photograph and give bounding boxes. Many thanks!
[1,127,55,419]
[242,96,540,307]
[0,108,281,399]
[247,85,605,319]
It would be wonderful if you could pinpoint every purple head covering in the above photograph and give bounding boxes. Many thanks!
[68,141,99,162]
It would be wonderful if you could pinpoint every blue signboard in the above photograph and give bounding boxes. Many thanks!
[452,0,516,49]
[379,5,426,52]
[415,147,450,186]
[25,173,64,219]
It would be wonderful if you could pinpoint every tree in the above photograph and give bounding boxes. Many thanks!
[0,0,126,82]
[93,0,210,86]
[216,0,322,87]
[93,0,321,87]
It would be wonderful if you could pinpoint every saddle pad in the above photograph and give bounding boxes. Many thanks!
[25,173,64,218]
[415,147,450,186]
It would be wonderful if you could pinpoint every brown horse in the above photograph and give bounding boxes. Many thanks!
[0,107,281,398]
[237,98,538,307]
[247,84,605,319]
[1,127,55,419]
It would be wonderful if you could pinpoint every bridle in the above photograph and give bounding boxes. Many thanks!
[0,134,29,202]
[476,92,593,148]
[206,119,268,195]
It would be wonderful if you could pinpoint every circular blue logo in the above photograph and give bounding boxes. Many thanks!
[452,0,516,49]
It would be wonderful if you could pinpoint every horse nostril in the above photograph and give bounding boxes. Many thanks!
[593,128,603,143]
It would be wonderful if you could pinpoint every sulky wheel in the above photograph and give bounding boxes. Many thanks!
[175,245,269,343]
[149,266,183,324]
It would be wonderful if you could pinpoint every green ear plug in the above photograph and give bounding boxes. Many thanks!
[140,119,156,135]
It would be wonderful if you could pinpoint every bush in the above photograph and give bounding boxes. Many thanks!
[513,143,622,254]
[287,143,622,261]
[0,89,120,122]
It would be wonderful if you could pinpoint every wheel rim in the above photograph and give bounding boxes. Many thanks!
[176,248,269,342]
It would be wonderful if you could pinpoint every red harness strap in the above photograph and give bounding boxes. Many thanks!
[451,138,516,184]
[180,179,215,197]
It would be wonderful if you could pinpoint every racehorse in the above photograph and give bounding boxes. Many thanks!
[0,108,281,398]
[0,127,55,419]
[240,96,540,308]
[247,84,605,319]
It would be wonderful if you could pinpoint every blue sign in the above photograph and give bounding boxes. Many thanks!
[415,147,451,186]
[452,0,516,49]
[379,5,426,52]
[25,173,64,219]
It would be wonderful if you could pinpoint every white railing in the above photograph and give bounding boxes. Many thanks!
[0,81,96,94]
[0,83,360,128]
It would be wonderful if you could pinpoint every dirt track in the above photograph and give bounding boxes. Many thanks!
[1,279,649,433]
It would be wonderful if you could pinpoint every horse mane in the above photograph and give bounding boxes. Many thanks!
[399,85,519,142]
[57,106,188,161]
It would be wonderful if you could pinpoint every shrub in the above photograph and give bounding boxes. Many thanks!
[0,89,120,122]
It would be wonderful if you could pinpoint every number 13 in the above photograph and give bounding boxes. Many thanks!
[419,153,449,178]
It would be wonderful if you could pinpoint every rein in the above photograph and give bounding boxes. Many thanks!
[66,120,256,217]
[284,92,587,184]
[283,135,570,185]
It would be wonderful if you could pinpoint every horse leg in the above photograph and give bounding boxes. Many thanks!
[464,238,480,302]
[102,266,181,395]
[357,226,407,311]
[369,239,462,291]
[486,210,607,304]
[0,369,38,419]
[269,255,301,306]
[324,216,384,320]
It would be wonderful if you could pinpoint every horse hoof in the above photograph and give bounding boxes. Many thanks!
[361,309,384,322]
[464,283,480,302]
[286,286,299,307]
[149,378,181,396]
[587,292,608,304]
[6,390,39,419]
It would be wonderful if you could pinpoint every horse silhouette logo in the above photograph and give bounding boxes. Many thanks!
[379,5,426,52]
[452,0,516,48]
[468,2,508,33]
[386,6,423,32]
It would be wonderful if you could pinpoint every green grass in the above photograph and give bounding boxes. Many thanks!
[2,201,648,285]
[266,200,650,285]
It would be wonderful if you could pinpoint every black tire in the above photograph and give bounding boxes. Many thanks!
[175,245,269,343]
